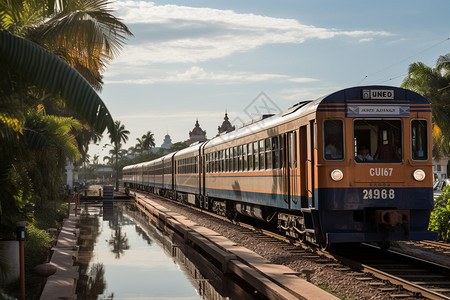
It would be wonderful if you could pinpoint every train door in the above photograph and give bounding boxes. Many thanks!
[307,120,316,208]
[299,126,308,208]
[285,131,299,209]
[200,146,206,198]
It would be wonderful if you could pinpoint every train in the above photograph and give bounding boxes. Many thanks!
[123,85,437,248]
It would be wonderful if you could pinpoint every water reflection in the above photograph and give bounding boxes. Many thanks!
[76,202,204,299]
[108,205,130,259]
[76,201,262,299]
[83,263,111,299]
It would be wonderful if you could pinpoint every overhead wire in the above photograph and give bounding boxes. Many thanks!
[356,37,450,85]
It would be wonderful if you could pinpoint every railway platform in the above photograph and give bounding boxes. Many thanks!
[39,204,79,300]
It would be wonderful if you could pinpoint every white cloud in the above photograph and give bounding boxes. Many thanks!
[288,77,319,83]
[111,1,393,65]
[105,66,288,84]
[359,38,374,43]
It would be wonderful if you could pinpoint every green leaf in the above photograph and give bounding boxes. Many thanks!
[0,29,115,134]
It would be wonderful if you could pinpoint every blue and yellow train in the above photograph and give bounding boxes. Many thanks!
[123,86,437,248]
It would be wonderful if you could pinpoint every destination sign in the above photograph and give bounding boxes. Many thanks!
[347,104,409,117]
[362,89,394,100]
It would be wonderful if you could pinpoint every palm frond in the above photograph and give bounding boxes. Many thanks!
[0,29,115,134]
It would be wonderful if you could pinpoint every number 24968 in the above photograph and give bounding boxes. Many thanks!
[362,189,395,200]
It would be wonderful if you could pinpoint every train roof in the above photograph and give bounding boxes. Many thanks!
[317,85,429,104]
[151,151,176,164]
[123,86,429,166]
[173,142,204,158]
[123,161,146,170]
[204,85,429,149]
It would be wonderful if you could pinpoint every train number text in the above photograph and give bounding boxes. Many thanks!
[362,189,395,200]
[369,168,393,177]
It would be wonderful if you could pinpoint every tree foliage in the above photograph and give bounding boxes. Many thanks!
[402,56,450,155]
[0,0,132,238]
[429,186,450,241]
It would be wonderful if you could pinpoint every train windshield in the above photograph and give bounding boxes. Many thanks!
[411,119,428,160]
[323,119,344,160]
[353,120,402,163]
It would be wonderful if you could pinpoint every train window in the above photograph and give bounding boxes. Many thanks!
[253,142,259,170]
[411,120,428,161]
[221,150,225,172]
[288,132,297,168]
[207,154,210,173]
[237,145,242,171]
[215,151,218,173]
[243,145,247,171]
[226,148,230,172]
[218,151,221,172]
[265,138,272,169]
[324,119,344,160]
[354,120,402,162]
[258,140,264,170]
[247,144,253,171]
[231,147,236,171]
[272,136,280,169]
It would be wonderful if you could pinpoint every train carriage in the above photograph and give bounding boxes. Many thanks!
[122,164,134,188]
[173,143,203,205]
[203,114,299,219]
[161,152,176,197]
[142,160,154,193]
[122,85,437,248]
[124,162,145,190]
[151,156,164,194]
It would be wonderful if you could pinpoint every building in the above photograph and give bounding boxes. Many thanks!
[217,112,235,136]
[161,133,173,149]
[433,156,449,180]
[187,119,207,145]
[152,133,173,153]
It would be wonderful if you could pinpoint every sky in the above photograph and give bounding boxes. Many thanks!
[90,0,450,160]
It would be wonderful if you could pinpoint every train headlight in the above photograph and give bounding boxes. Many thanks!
[413,169,426,181]
[330,169,344,181]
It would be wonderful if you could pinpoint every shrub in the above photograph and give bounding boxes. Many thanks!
[429,186,450,242]
[34,200,67,230]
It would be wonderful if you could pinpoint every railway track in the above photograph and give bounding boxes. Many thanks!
[332,243,450,300]
[132,190,450,299]
[416,241,450,254]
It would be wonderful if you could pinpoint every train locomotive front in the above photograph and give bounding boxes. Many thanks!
[305,86,437,247]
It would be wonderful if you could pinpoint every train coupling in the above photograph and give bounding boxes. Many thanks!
[375,209,410,227]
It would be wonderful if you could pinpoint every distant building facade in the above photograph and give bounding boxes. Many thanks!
[161,134,173,149]
[152,133,173,153]
[217,112,235,136]
[187,120,207,145]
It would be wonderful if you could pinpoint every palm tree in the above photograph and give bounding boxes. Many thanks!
[402,58,450,155]
[142,131,155,154]
[135,137,144,154]
[108,121,129,191]
[0,0,133,91]
[0,0,132,241]
[0,30,119,237]
[109,121,130,146]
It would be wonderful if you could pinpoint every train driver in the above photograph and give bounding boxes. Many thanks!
[355,145,373,162]
[325,135,343,160]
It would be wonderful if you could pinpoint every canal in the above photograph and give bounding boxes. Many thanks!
[75,201,224,299]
